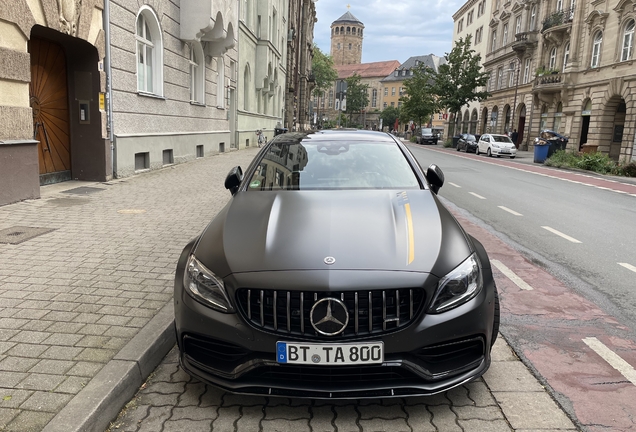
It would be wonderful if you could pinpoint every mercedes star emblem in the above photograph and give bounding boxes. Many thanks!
[310,297,349,336]
[324,256,336,265]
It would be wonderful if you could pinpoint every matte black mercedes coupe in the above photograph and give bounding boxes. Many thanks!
[174,130,500,398]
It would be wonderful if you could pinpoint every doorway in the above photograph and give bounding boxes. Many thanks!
[29,37,71,184]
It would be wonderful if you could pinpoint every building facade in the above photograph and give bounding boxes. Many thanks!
[284,0,316,131]
[380,54,447,132]
[238,0,287,147]
[0,0,108,205]
[452,0,493,138]
[479,0,636,161]
[111,0,238,177]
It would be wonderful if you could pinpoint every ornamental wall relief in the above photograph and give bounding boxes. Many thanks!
[57,0,82,36]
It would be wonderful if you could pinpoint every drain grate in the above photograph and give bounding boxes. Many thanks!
[0,226,56,245]
[62,186,105,195]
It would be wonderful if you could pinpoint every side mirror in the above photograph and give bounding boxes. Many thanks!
[224,166,243,195]
[426,164,444,195]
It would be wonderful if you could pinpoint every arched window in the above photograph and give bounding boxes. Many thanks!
[563,42,570,71]
[348,43,352,50]
[335,27,339,34]
[346,26,350,34]
[549,47,557,70]
[189,43,204,104]
[591,31,602,68]
[136,7,163,95]
[217,57,225,108]
[621,19,635,61]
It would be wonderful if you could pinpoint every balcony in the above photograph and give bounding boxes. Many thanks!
[532,71,568,103]
[511,31,539,56]
[542,8,574,32]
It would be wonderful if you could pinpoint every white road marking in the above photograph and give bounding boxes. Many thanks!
[582,337,636,386]
[618,263,636,273]
[498,206,523,216]
[469,192,486,199]
[541,226,582,243]
[491,260,534,290]
[430,146,636,197]
[448,182,462,188]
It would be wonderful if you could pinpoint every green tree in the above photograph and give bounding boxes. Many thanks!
[311,46,338,125]
[399,64,438,130]
[344,73,369,124]
[379,105,400,132]
[431,35,490,136]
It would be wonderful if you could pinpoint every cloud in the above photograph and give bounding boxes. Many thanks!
[314,0,464,63]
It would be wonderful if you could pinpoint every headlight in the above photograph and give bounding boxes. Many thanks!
[492,143,500,148]
[183,256,234,313]
[428,253,483,313]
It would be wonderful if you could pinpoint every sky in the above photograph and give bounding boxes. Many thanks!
[313,0,465,64]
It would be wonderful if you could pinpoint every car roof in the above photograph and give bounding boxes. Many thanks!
[273,129,399,145]
[488,134,510,138]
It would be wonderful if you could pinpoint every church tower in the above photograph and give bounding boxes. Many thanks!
[330,10,364,66]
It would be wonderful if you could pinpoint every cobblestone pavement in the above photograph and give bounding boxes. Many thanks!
[0,148,260,431]
[108,340,577,432]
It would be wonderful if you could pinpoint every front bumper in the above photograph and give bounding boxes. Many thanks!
[492,147,517,157]
[174,270,496,399]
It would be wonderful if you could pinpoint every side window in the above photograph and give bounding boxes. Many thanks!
[136,7,163,95]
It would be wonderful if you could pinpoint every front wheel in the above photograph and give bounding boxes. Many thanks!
[510,156,516,159]
[456,144,461,151]
[487,148,492,157]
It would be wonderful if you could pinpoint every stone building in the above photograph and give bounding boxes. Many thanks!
[452,0,493,138]
[0,0,238,206]
[330,10,363,66]
[284,0,316,131]
[380,54,447,133]
[111,0,237,176]
[0,0,108,206]
[476,0,636,161]
[238,0,288,147]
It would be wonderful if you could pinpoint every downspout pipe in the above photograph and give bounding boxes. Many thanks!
[103,0,115,177]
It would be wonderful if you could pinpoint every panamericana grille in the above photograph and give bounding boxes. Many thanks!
[236,289,425,338]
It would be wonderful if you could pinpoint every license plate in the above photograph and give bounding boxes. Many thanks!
[276,341,383,365]
[501,149,510,153]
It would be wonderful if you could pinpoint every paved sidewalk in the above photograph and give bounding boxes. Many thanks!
[107,340,577,432]
[0,143,578,431]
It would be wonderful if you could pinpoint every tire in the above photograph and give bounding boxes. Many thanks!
[456,144,461,151]
[476,146,480,155]
[487,148,492,157]
[510,156,516,159]
[465,145,469,153]
[491,285,500,347]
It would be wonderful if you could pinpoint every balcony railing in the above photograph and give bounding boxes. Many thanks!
[536,72,561,85]
[542,8,575,33]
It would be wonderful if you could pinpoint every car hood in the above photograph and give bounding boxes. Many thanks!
[193,190,472,278]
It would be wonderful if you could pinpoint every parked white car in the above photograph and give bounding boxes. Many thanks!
[476,134,517,158]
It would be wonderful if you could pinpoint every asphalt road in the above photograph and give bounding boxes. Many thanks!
[407,144,636,332]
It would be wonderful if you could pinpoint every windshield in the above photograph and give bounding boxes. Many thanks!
[247,141,421,190]
[492,135,513,143]
[465,134,476,141]
[421,128,433,134]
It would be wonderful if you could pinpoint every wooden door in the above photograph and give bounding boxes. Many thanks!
[29,38,71,175]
